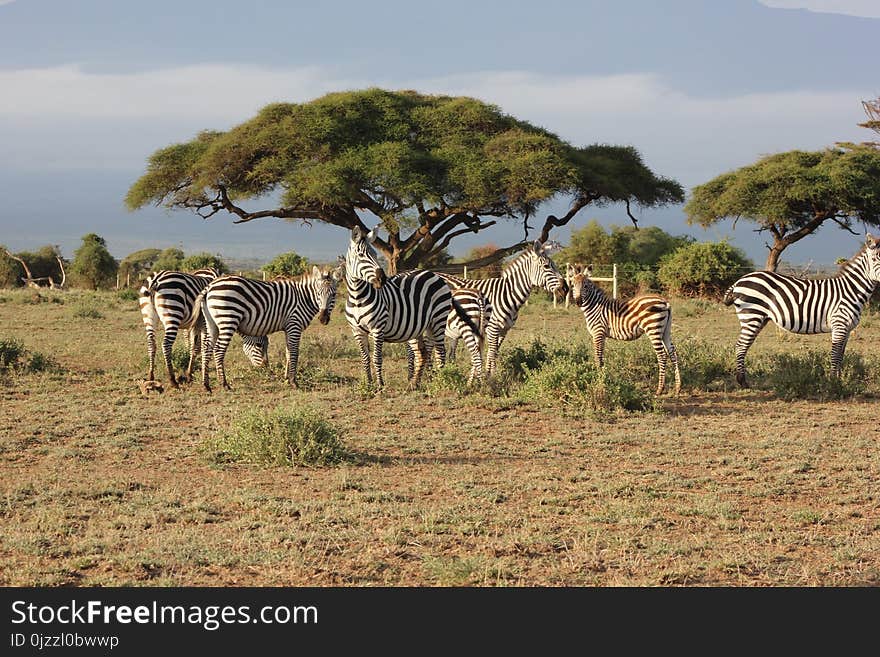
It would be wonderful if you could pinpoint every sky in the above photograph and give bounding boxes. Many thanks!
[0,0,877,268]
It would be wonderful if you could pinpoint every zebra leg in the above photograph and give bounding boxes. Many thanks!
[484,325,503,377]
[180,328,199,383]
[145,326,157,381]
[667,340,681,396]
[429,327,446,371]
[284,326,303,388]
[829,324,852,378]
[161,323,181,388]
[648,332,668,395]
[447,336,459,363]
[460,327,483,385]
[212,330,234,391]
[734,317,768,388]
[407,338,428,389]
[352,329,373,385]
[592,330,607,368]
[370,328,385,389]
[200,329,213,393]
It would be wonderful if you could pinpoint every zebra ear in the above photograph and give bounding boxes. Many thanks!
[311,265,320,278]
[366,226,380,244]
[351,226,363,241]
[532,240,544,254]
[866,234,878,248]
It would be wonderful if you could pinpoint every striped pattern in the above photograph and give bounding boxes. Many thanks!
[570,264,680,395]
[445,287,490,383]
[344,226,480,388]
[138,267,268,387]
[723,235,880,387]
[438,240,568,376]
[198,266,340,390]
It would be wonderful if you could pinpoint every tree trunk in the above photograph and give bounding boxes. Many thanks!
[765,243,785,272]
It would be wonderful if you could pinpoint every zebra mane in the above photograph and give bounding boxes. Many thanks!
[835,242,871,277]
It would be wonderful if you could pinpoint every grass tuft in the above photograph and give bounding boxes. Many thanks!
[204,406,348,467]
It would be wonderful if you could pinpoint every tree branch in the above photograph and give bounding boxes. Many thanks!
[624,199,639,229]
[538,194,597,243]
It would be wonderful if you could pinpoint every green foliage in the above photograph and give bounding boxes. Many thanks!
[127,89,683,270]
[180,252,226,273]
[262,251,308,278]
[11,245,65,283]
[117,288,140,302]
[118,248,161,285]
[657,241,753,299]
[686,145,880,267]
[424,364,471,396]
[766,350,869,401]
[560,221,693,294]
[71,233,118,290]
[205,406,347,467]
[0,337,60,374]
[501,339,551,380]
[152,247,185,272]
[70,304,104,319]
[516,351,653,414]
[0,246,24,288]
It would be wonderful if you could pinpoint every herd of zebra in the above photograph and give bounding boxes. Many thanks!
[138,228,880,397]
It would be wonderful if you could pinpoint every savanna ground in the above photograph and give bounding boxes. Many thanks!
[1,285,878,587]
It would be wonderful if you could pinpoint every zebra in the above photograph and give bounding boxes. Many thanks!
[569,264,680,395]
[138,267,268,387]
[437,240,569,377]
[197,265,341,391]
[444,287,490,383]
[343,226,482,389]
[723,234,880,388]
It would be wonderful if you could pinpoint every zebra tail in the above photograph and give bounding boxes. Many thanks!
[722,285,737,306]
[195,290,219,345]
[451,298,481,341]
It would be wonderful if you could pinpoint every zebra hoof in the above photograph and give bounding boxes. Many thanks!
[735,372,749,388]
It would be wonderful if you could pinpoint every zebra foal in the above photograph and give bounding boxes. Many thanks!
[570,264,681,395]
[198,265,340,391]
[138,267,267,387]
[724,234,880,387]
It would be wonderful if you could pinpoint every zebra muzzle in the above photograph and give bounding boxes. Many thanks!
[372,269,387,289]
[319,310,331,325]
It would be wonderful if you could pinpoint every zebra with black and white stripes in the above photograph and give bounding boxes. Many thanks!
[569,264,680,395]
[139,267,268,387]
[343,226,482,389]
[438,240,569,376]
[723,234,880,387]
[197,265,341,391]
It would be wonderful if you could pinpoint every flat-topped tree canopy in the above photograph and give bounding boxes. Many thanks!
[126,88,683,273]
[685,144,880,272]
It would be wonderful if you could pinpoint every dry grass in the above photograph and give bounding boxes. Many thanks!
[0,288,878,586]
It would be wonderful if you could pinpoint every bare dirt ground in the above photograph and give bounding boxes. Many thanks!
[1,288,878,586]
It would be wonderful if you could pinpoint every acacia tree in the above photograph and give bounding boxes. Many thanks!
[126,89,683,274]
[861,97,879,144]
[71,233,118,290]
[685,145,880,271]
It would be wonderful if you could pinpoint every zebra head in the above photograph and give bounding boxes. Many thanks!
[864,234,880,281]
[525,240,568,297]
[311,265,339,325]
[569,264,598,304]
[242,336,270,368]
[346,226,387,290]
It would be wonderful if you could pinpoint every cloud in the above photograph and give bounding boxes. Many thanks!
[758,1,880,19]
[0,64,872,187]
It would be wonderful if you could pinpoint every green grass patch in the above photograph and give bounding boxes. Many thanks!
[0,337,61,374]
[204,406,348,467]
[765,349,871,400]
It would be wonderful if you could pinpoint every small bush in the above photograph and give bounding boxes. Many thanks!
[0,337,60,374]
[766,350,870,400]
[205,406,347,466]
[425,364,470,396]
[657,241,753,299]
[117,288,140,302]
[0,338,25,368]
[501,339,551,381]
[70,303,104,319]
[517,352,653,413]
